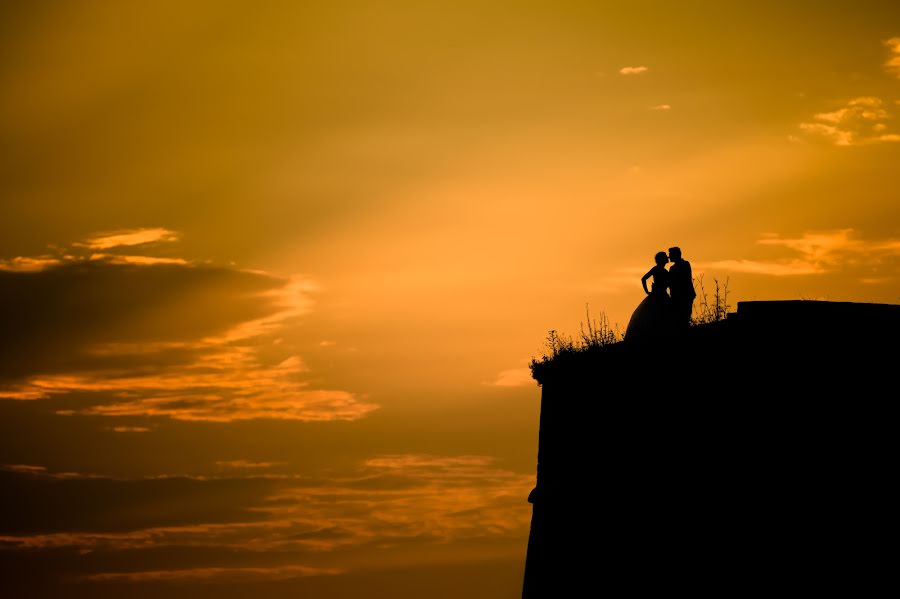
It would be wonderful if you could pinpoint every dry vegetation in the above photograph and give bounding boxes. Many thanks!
[530,277,731,375]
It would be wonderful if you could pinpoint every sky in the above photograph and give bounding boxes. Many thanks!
[1,2,899,597]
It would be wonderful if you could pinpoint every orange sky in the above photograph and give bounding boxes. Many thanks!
[2,2,899,597]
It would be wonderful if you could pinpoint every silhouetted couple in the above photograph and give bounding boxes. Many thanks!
[625,247,696,340]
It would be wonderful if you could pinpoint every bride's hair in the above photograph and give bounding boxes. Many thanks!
[655,251,668,265]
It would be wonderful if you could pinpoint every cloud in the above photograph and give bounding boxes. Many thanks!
[215,460,286,470]
[236,454,533,551]
[1,464,49,475]
[486,368,533,387]
[0,256,62,272]
[0,454,532,559]
[80,228,179,250]
[701,229,900,277]
[1,229,184,275]
[55,372,373,423]
[798,122,854,146]
[109,426,151,433]
[0,455,532,591]
[619,66,648,75]
[799,97,900,146]
[650,104,671,111]
[885,37,900,78]
[0,234,376,422]
[88,253,188,265]
[82,564,343,583]
[362,454,495,471]
[0,466,288,537]
[1,463,105,480]
[699,259,824,277]
[756,229,900,257]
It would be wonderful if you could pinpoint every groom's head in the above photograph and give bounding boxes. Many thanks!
[668,247,682,261]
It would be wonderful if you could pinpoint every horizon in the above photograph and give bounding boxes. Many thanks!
[2,2,899,597]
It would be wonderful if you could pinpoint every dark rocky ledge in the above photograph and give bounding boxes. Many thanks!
[523,301,900,597]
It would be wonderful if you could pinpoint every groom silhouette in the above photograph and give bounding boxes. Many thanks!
[668,247,696,329]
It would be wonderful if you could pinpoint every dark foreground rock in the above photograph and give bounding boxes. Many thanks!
[523,301,900,597]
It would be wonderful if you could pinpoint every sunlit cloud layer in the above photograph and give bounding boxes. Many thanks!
[2,464,57,475]
[702,229,900,277]
[699,259,823,276]
[757,229,900,259]
[88,253,188,265]
[80,228,180,250]
[799,97,900,146]
[1,463,105,480]
[216,460,286,470]
[0,256,62,272]
[83,565,344,583]
[0,454,532,581]
[486,368,534,388]
[0,232,375,422]
[885,37,900,78]
[2,229,183,272]
[1,6,899,595]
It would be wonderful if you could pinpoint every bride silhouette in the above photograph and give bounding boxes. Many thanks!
[625,251,672,340]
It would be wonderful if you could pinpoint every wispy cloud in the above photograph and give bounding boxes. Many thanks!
[2,229,183,273]
[0,235,375,422]
[650,104,671,111]
[0,454,532,560]
[0,386,49,400]
[80,228,179,250]
[83,565,344,583]
[88,253,188,265]
[0,256,62,272]
[619,65,648,75]
[363,454,496,471]
[215,460,286,469]
[799,97,900,146]
[1,464,50,475]
[1,464,105,479]
[885,37,900,79]
[702,229,900,277]
[757,229,900,257]
[486,368,533,387]
[24,332,375,423]
[699,259,824,276]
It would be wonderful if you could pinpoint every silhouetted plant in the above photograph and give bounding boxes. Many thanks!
[691,275,730,325]
[580,305,621,347]
[531,305,622,372]
[532,282,733,380]
[542,329,576,356]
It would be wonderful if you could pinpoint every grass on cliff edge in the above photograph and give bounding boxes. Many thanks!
[530,276,731,376]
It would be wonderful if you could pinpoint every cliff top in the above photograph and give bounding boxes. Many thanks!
[530,299,900,386]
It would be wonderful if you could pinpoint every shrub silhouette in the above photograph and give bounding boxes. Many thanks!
[530,276,730,379]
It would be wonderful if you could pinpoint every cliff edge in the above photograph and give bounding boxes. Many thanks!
[523,300,899,597]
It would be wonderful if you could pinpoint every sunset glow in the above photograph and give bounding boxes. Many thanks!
[2,2,899,597]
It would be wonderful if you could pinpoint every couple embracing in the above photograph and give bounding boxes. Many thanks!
[625,247,697,340]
